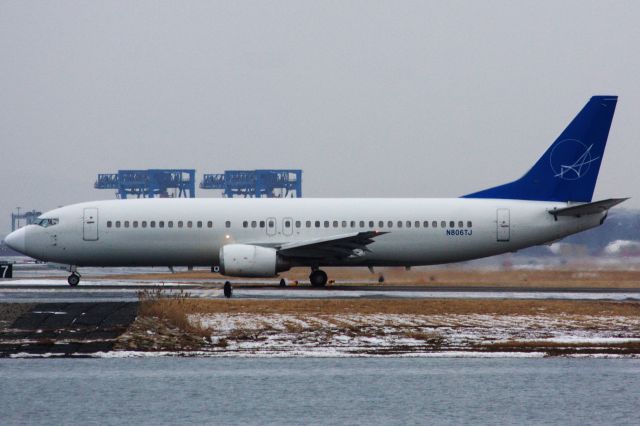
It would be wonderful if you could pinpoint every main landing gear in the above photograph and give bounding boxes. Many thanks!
[309,269,328,287]
[67,272,81,287]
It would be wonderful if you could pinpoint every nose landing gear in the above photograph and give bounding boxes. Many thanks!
[67,272,81,287]
[309,269,328,287]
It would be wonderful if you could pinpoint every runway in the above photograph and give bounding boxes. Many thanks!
[0,302,138,357]
[1,278,639,303]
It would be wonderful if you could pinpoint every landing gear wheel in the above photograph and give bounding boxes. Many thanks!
[309,270,328,287]
[67,273,80,287]
[223,281,233,298]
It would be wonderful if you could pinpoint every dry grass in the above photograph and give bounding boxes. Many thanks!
[227,328,263,341]
[137,288,211,339]
[101,268,640,288]
[139,297,640,317]
[403,330,444,345]
[284,321,305,333]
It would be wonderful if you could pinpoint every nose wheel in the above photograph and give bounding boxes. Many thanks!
[67,273,81,287]
[309,269,328,287]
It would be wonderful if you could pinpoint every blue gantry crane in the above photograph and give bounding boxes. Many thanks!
[200,169,302,198]
[95,169,196,199]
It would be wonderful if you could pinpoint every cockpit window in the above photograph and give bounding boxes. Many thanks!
[35,218,59,228]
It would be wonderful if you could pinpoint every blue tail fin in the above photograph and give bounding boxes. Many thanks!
[463,96,617,202]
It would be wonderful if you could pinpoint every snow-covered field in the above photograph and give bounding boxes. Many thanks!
[188,313,640,357]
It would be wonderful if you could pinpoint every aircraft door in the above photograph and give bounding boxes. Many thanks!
[282,217,293,236]
[496,208,510,242]
[83,208,99,241]
[266,217,277,236]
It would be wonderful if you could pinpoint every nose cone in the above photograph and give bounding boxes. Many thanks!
[4,227,27,254]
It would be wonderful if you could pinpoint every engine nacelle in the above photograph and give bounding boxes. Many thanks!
[219,244,281,277]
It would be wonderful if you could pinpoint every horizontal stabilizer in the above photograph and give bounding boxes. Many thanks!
[549,198,628,217]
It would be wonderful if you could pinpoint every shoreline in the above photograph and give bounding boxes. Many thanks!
[3,298,640,358]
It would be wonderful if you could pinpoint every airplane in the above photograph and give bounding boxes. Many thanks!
[3,95,627,287]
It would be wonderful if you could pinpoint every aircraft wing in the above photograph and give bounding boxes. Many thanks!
[276,231,387,259]
[549,198,629,218]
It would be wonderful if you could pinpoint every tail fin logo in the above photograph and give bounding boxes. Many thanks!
[549,139,600,181]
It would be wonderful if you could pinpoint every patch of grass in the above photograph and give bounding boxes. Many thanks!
[137,288,212,339]
[149,298,640,318]
[227,328,264,341]
[284,321,305,333]
[404,329,439,340]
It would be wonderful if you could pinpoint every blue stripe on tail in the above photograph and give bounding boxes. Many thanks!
[463,96,617,202]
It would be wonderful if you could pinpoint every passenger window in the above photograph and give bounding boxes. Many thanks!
[178,221,183,228]
[423,221,428,228]
[415,221,420,228]
[449,221,455,228]
[268,220,274,228]
[333,221,338,228]
[208,221,213,228]
[324,221,329,228]
[150,221,156,228]
[285,220,291,228]
[351,221,356,228]
[306,221,311,228]
[159,221,164,228]
[197,221,202,228]
[142,221,147,228]
[406,221,411,228]
[458,221,463,228]
[388,221,393,228]
[133,221,139,228]
[243,221,249,228]
[226,221,231,228]
[369,221,374,228]
[467,221,472,228]
[187,221,193,228]
[359,221,365,228]
[260,221,265,228]
[252,221,258,228]
[432,221,437,228]
[116,221,121,228]
[107,221,112,228]
[397,221,403,228]
[168,221,174,228]
[295,221,301,228]
[342,221,347,228]
[124,221,130,228]
[315,221,320,228]
[441,221,446,228]
[378,221,384,228]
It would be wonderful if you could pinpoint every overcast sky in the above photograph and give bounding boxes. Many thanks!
[1,1,639,234]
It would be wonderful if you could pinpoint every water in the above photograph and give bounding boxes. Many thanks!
[1,358,639,425]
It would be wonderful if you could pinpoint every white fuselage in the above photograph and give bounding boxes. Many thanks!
[16,198,603,269]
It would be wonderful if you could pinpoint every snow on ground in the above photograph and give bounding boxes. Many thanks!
[189,313,640,357]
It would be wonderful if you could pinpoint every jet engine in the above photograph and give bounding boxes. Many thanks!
[219,244,288,277]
